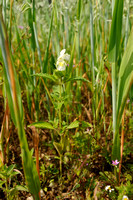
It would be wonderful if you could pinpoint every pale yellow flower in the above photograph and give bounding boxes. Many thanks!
[122,195,129,200]
[56,49,70,71]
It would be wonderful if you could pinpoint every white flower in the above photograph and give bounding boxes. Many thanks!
[109,188,114,192]
[56,49,70,71]
[56,60,66,71]
[105,185,111,191]
[105,185,114,193]
[40,189,44,197]
[122,195,129,200]
[26,197,33,200]
[60,49,66,56]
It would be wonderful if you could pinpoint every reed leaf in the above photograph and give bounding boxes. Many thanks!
[116,28,133,129]
[112,28,133,161]
[109,0,124,62]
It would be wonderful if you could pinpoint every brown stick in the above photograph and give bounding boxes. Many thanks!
[31,97,41,199]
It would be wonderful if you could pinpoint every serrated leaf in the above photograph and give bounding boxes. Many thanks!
[67,120,79,129]
[28,121,54,130]
[32,73,57,82]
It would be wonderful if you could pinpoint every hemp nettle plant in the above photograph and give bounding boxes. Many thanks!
[29,49,90,177]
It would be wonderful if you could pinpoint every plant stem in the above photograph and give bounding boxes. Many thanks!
[90,0,96,122]
[112,62,117,139]
[60,155,62,179]
[59,81,62,130]
[89,0,95,85]
[6,177,9,200]
[2,0,6,24]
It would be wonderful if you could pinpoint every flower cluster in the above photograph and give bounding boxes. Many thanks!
[105,185,114,193]
[122,195,129,200]
[112,159,119,166]
[56,49,70,71]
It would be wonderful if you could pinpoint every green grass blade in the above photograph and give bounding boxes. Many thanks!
[116,28,133,128]
[109,0,124,62]
[2,0,6,23]
[33,22,43,71]
[90,0,95,83]
[0,14,40,199]
[77,0,82,21]
[28,4,35,51]
[43,9,53,73]
[68,35,76,75]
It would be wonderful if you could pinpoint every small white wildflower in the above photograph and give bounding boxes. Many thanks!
[109,188,114,192]
[122,195,129,200]
[56,49,70,71]
[105,185,114,193]
[105,185,111,191]
[26,196,33,200]
[40,189,45,197]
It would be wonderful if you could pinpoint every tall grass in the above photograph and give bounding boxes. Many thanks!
[0,0,132,197]
[0,7,40,200]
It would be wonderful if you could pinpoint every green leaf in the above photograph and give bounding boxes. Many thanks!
[21,2,31,13]
[28,121,54,130]
[112,28,133,161]
[67,120,79,129]
[15,185,28,192]
[81,121,92,128]
[0,23,23,126]
[6,164,15,176]
[32,73,57,82]
[0,14,40,199]
[116,28,133,127]
[0,180,6,187]
[77,0,82,21]
[33,22,43,70]
[9,185,28,197]
[68,35,76,75]
[108,0,124,62]
[112,131,120,160]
